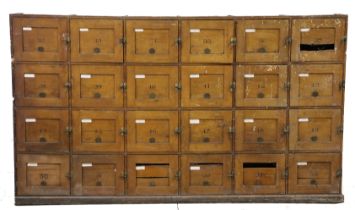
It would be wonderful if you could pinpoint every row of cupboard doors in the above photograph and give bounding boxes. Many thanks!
[12,16,347,63]
[16,109,343,153]
[16,153,341,196]
[14,64,344,107]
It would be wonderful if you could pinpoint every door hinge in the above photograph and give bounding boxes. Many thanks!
[230,37,237,46]
[283,125,289,136]
[227,171,235,179]
[64,81,72,89]
[175,170,181,179]
[174,127,182,135]
[285,36,292,45]
[175,37,182,45]
[337,126,343,135]
[63,33,70,44]
[339,80,345,91]
[230,81,236,92]
[120,82,127,91]
[283,168,289,178]
[228,126,235,134]
[65,126,72,136]
[120,37,127,45]
[336,169,342,178]
[121,171,128,180]
[341,36,347,43]
[65,172,72,180]
[175,82,182,90]
[120,128,127,136]
[284,82,291,91]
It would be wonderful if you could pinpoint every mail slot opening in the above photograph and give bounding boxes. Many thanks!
[243,162,276,168]
[300,44,335,51]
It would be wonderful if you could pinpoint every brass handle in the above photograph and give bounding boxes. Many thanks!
[230,37,237,46]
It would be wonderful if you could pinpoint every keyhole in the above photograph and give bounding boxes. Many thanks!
[258,47,266,53]
[149,48,156,54]
[257,92,265,98]
[40,181,47,186]
[93,47,101,53]
[148,92,156,99]
[310,136,318,142]
[37,46,44,52]
[203,93,211,99]
[203,181,210,186]
[204,48,211,54]
[312,91,319,97]
[149,137,156,143]
[257,137,264,143]
[38,92,46,98]
[96,181,102,186]
[95,137,102,143]
[203,137,210,143]
[94,92,101,98]
[39,137,47,143]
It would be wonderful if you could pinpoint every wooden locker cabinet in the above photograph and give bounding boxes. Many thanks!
[12,17,68,62]
[125,20,179,63]
[235,154,286,194]
[236,65,288,107]
[70,18,123,62]
[72,110,124,153]
[72,155,124,195]
[11,14,347,205]
[126,111,179,152]
[15,108,69,153]
[16,154,70,195]
[181,155,232,195]
[14,63,69,107]
[236,19,290,63]
[71,64,124,108]
[126,65,179,107]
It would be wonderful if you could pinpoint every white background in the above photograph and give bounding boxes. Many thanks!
[0,0,354,209]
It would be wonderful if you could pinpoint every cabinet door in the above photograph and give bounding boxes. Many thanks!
[16,154,69,195]
[181,20,234,63]
[14,64,68,107]
[236,65,288,107]
[235,154,285,194]
[291,18,346,62]
[127,155,178,195]
[181,155,232,195]
[127,66,178,107]
[181,111,232,152]
[127,111,178,152]
[235,110,287,151]
[12,16,68,61]
[70,18,123,62]
[126,20,178,63]
[16,109,69,153]
[289,109,342,151]
[290,64,343,106]
[288,153,341,194]
[72,155,124,195]
[72,110,124,152]
[72,64,124,108]
[181,65,233,107]
[236,19,289,62]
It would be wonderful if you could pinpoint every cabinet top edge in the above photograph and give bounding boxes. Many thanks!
[9,13,348,20]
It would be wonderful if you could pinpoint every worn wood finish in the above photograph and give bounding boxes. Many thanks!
[235,110,287,151]
[127,111,179,152]
[126,20,179,63]
[235,154,285,194]
[126,65,179,107]
[181,154,232,195]
[14,63,69,107]
[16,108,69,153]
[70,18,123,62]
[72,110,124,152]
[72,155,124,195]
[181,111,232,152]
[127,155,179,195]
[288,153,341,194]
[71,64,124,108]
[289,109,342,151]
[16,154,70,195]
[12,17,68,61]
[236,65,288,107]
[236,19,290,62]
[11,14,347,205]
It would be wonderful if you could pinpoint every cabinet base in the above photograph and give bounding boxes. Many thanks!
[15,194,344,205]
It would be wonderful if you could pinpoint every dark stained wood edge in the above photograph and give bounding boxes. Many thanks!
[15,194,344,205]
